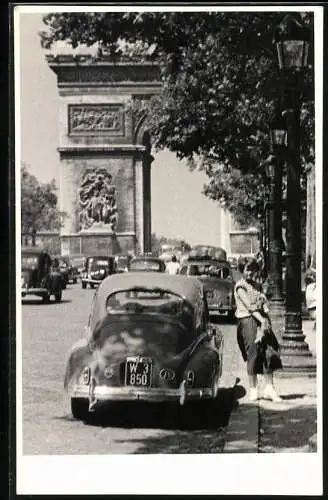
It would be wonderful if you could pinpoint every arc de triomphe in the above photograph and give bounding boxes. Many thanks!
[47,50,161,256]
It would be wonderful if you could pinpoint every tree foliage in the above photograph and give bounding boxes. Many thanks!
[21,163,66,245]
[40,12,314,224]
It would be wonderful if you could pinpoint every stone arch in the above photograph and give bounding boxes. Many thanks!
[47,54,161,256]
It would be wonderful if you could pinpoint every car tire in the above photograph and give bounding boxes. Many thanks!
[227,310,235,323]
[90,283,95,289]
[71,398,89,420]
[73,278,77,284]
[42,293,50,304]
[54,290,62,302]
[82,282,87,289]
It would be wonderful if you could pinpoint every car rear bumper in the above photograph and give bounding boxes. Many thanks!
[21,287,49,297]
[208,305,233,315]
[81,278,104,285]
[71,384,213,403]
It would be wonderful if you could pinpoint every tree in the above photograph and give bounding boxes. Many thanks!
[21,163,66,246]
[40,12,314,223]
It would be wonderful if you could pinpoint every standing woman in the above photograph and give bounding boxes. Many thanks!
[234,259,282,402]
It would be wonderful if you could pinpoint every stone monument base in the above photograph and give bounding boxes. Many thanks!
[60,232,136,256]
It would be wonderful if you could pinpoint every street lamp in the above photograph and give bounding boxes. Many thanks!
[274,14,315,372]
[265,113,287,313]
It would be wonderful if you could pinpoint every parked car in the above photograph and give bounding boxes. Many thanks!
[52,255,70,289]
[81,256,116,289]
[64,272,224,421]
[69,255,86,282]
[128,255,166,273]
[21,248,63,303]
[179,257,236,320]
[114,254,133,273]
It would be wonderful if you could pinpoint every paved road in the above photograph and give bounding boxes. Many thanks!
[21,284,242,455]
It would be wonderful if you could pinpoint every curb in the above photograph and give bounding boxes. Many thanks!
[223,398,259,453]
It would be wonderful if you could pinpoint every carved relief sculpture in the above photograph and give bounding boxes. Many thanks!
[69,105,124,135]
[78,168,118,232]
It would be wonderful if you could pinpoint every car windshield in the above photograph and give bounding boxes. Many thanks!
[21,255,38,267]
[130,260,161,271]
[188,263,232,279]
[116,256,129,267]
[88,258,110,270]
[106,287,192,316]
[71,257,85,266]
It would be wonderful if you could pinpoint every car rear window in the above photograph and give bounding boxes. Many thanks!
[21,255,38,266]
[130,260,161,271]
[187,264,232,278]
[106,288,192,316]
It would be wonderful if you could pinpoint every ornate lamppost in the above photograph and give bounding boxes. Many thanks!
[274,13,315,371]
[265,113,287,316]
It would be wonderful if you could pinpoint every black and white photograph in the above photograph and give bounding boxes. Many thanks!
[14,4,323,495]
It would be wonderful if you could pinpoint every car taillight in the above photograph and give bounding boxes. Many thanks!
[159,368,175,381]
[81,366,90,385]
[185,370,194,387]
[103,366,115,380]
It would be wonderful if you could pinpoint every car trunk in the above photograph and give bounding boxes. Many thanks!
[88,314,196,388]
[198,276,233,307]
[21,267,38,288]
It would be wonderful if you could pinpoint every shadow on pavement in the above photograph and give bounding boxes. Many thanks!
[280,393,305,401]
[83,385,245,431]
[259,404,317,452]
[115,427,228,454]
[223,402,259,453]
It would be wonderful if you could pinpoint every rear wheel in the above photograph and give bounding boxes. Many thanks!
[71,398,89,420]
[54,289,62,302]
[90,283,95,289]
[42,293,50,304]
[227,310,235,323]
[73,278,77,284]
[82,282,87,289]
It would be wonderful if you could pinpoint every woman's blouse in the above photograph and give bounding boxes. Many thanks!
[234,278,266,319]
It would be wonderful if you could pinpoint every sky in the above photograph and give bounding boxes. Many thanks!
[18,12,225,247]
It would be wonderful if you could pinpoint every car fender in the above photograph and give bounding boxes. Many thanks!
[50,271,62,289]
[64,338,93,390]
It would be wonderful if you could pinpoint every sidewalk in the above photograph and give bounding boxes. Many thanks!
[224,320,317,453]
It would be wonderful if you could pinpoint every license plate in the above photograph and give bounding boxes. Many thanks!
[125,357,152,387]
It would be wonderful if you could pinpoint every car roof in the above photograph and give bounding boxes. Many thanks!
[131,255,163,261]
[21,247,48,256]
[89,273,204,326]
[92,272,203,316]
[86,255,114,260]
[183,259,230,266]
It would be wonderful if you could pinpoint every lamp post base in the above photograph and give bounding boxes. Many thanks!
[269,297,285,316]
[278,312,316,373]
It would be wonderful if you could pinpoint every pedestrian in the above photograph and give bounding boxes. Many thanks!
[305,269,316,330]
[165,255,180,275]
[234,259,282,402]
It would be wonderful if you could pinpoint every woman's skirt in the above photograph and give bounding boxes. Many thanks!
[237,316,282,375]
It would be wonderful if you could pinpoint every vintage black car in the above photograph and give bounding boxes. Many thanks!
[64,272,224,421]
[114,254,133,273]
[21,248,63,302]
[129,255,166,273]
[81,256,116,289]
[70,255,86,282]
[179,257,236,320]
[52,255,71,289]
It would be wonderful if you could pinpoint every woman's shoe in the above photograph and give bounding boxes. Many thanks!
[248,388,258,401]
[263,385,282,402]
